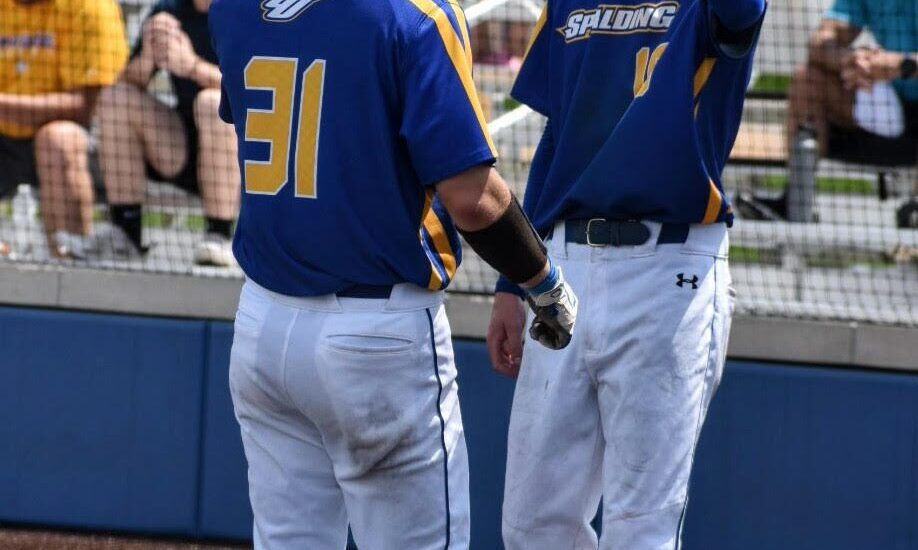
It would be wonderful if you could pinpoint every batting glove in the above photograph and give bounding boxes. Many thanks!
[526,262,578,350]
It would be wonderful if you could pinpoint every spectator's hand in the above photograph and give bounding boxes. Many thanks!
[866,49,906,83]
[147,13,198,79]
[841,48,874,90]
[144,12,179,55]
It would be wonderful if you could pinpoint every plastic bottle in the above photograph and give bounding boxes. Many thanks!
[786,126,819,223]
[11,184,37,259]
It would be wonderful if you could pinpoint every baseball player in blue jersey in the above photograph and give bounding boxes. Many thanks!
[208,0,577,548]
[487,0,765,548]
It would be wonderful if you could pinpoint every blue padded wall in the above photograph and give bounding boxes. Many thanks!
[3,306,918,550]
[0,307,205,534]
[684,361,918,550]
[197,322,252,540]
[453,341,517,550]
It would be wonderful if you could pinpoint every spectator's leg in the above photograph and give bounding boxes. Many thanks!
[33,121,93,254]
[781,62,856,223]
[786,61,856,155]
[193,88,239,226]
[97,82,187,250]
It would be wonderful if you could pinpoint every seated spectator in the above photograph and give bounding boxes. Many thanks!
[737,0,917,224]
[0,0,127,258]
[97,0,239,266]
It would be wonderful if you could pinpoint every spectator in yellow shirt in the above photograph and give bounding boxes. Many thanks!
[0,0,127,257]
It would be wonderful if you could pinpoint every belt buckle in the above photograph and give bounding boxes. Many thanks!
[585,218,606,247]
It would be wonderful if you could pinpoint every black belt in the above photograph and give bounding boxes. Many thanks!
[336,284,393,299]
[565,219,690,246]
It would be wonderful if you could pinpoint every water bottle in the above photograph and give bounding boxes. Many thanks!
[11,184,37,259]
[786,126,819,223]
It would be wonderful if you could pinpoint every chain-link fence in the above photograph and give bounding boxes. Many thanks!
[0,0,915,326]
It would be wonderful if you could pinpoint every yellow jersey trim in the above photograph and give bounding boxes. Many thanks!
[447,2,474,70]
[420,190,458,289]
[693,57,716,98]
[523,5,548,62]
[406,0,497,157]
[702,178,723,224]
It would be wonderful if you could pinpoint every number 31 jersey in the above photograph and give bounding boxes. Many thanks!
[514,0,765,234]
[209,0,496,296]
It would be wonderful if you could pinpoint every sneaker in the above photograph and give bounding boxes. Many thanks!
[53,230,94,260]
[101,224,149,259]
[194,233,235,267]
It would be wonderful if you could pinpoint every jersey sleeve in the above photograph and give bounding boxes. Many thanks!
[826,0,868,28]
[400,2,497,186]
[59,0,129,90]
[510,4,551,116]
[706,0,766,59]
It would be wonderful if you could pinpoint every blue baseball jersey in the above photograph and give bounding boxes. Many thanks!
[209,0,496,296]
[512,0,764,235]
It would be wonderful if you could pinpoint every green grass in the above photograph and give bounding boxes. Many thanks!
[184,214,206,232]
[729,245,896,269]
[750,73,792,95]
[806,251,896,269]
[754,174,874,195]
[729,245,774,264]
[502,96,522,111]
[142,212,206,231]
[1,202,208,232]
[142,211,175,228]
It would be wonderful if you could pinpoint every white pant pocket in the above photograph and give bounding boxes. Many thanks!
[324,333,416,355]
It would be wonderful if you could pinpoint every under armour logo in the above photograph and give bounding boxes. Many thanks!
[261,0,323,21]
[676,273,698,289]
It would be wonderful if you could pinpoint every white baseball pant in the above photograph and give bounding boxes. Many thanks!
[502,221,734,550]
[229,279,469,550]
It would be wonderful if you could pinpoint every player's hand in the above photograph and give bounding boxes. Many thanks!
[487,292,527,378]
[526,267,578,350]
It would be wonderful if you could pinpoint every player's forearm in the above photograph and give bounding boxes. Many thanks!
[0,90,98,128]
[438,166,550,288]
[709,0,765,31]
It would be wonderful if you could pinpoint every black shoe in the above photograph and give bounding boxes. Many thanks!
[897,199,918,228]
[733,192,787,221]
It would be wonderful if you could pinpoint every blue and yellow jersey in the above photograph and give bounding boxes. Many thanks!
[513,0,764,233]
[209,0,496,296]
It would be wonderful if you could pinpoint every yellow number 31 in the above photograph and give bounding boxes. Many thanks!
[243,56,326,198]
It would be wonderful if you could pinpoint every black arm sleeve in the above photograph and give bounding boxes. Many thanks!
[458,196,548,285]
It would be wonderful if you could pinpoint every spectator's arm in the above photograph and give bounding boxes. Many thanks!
[808,19,861,72]
[863,50,918,84]
[122,52,157,88]
[0,88,100,129]
[187,59,222,90]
